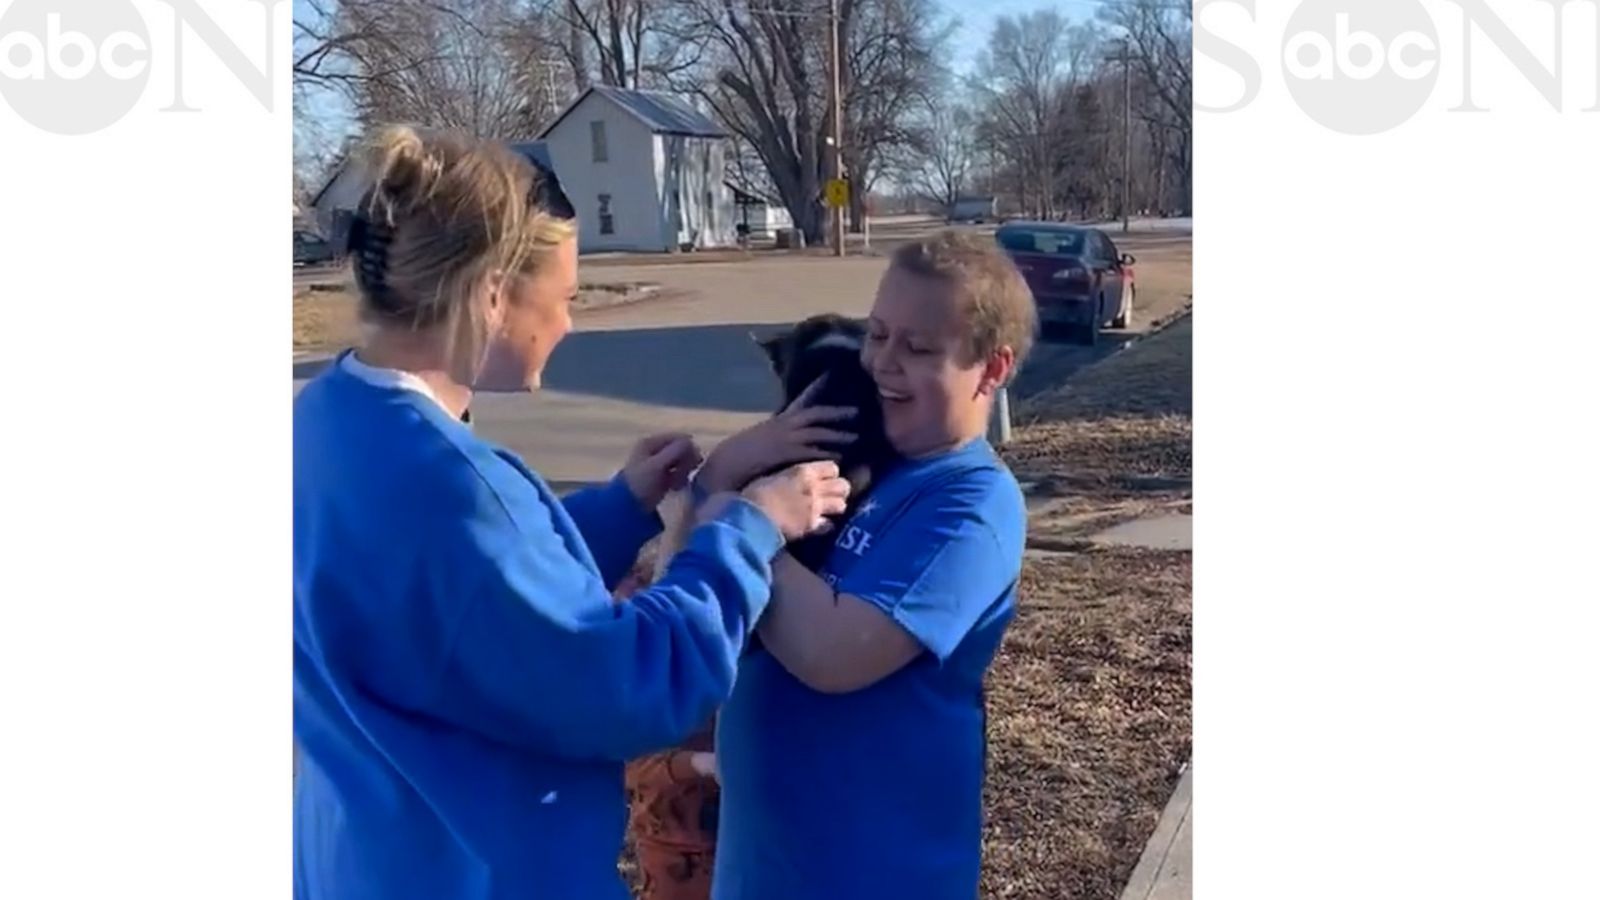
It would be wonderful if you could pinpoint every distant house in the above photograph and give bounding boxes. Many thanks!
[538,85,736,253]
[948,195,997,223]
[727,181,794,241]
[308,140,555,253]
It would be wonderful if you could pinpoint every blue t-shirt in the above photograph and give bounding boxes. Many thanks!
[713,438,1027,900]
[293,354,784,899]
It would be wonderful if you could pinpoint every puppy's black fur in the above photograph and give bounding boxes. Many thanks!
[754,313,899,570]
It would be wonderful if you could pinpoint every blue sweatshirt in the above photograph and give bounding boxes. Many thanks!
[293,354,783,899]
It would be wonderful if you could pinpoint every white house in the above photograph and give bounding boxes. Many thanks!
[538,85,737,253]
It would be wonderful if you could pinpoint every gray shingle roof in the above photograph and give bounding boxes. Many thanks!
[541,86,728,140]
[506,140,554,171]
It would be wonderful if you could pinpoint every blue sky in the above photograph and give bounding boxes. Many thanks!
[944,0,1101,74]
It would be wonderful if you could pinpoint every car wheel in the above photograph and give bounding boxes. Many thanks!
[1077,297,1103,346]
[1112,285,1134,330]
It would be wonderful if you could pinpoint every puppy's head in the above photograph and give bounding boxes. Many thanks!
[751,314,893,489]
[753,314,869,403]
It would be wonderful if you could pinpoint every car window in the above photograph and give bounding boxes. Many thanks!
[995,228,1086,256]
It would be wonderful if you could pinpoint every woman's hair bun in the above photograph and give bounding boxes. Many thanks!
[361,124,450,224]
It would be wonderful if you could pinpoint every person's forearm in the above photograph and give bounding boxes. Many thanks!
[759,554,926,693]
[757,554,845,686]
[651,489,697,580]
[563,474,662,589]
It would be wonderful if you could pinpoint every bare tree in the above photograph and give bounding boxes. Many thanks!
[1097,0,1192,214]
[543,0,701,89]
[726,133,779,199]
[663,0,943,244]
[294,0,571,141]
[838,0,950,230]
[903,93,975,212]
[1053,81,1115,219]
[348,0,566,137]
[969,11,1077,218]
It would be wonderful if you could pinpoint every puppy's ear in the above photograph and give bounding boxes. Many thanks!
[750,329,790,375]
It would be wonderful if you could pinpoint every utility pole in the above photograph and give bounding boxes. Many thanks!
[828,0,846,257]
[1106,40,1133,234]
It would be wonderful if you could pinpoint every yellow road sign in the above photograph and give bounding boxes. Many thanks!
[824,178,849,208]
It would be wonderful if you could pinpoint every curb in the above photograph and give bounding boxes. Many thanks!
[1118,763,1193,900]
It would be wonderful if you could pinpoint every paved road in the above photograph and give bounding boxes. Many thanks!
[293,231,1184,486]
[294,256,895,486]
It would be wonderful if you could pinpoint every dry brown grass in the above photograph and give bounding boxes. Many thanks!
[1006,316,1192,503]
[293,288,360,354]
[1022,315,1192,423]
[982,547,1192,900]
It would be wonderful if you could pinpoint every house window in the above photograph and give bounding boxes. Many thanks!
[590,120,608,162]
[598,194,614,235]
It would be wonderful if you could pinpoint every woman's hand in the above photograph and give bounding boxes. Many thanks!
[622,432,703,510]
[697,378,857,494]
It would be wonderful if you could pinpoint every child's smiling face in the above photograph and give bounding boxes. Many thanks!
[863,265,1013,457]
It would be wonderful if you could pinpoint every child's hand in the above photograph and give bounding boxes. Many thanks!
[688,751,718,781]
[698,378,856,493]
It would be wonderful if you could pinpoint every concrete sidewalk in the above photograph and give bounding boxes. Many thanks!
[1119,765,1192,900]
[1092,513,1192,551]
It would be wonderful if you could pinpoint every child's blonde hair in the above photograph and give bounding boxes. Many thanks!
[889,229,1037,381]
[347,125,576,374]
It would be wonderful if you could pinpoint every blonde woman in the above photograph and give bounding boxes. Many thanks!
[293,126,853,899]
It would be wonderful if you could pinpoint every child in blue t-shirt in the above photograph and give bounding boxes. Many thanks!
[696,230,1040,900]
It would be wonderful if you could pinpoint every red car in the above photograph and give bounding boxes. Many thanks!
[996,222,1136,345]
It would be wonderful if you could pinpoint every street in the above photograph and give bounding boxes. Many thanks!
[293,227,1191,488]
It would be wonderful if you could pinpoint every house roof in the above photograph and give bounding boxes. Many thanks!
[507,140,554,172]
[311,139,557,210]
[540,85,728,140]
[309,160,353,209]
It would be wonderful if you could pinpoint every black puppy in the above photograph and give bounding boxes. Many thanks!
[753,313,899,570]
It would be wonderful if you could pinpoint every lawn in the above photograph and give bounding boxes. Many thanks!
[982,546,1191,899]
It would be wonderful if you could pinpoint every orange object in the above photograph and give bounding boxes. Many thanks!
[615,561,719,900]
[626,735,718,900]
